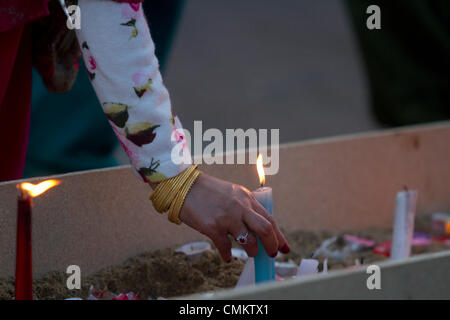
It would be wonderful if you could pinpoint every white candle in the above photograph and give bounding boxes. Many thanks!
[297,259,319,276]
[236,258,255,288]
[391,189,418,260]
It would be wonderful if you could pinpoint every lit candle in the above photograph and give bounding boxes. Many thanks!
[15,180,61,300]
[252,154,275,283]
[15,192,32,300]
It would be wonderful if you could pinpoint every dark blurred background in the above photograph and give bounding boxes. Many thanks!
[25,0,450,175]
[165,0,376,146]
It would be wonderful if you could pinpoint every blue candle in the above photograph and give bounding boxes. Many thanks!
[252,155,275,283]
[252,186,275,283]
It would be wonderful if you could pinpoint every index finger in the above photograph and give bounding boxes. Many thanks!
[242,208,279,257]
[252,199,290,254]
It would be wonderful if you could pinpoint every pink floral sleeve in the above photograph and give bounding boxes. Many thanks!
[75,0,191,183]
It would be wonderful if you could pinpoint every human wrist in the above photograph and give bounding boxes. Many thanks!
[149,165,201,224]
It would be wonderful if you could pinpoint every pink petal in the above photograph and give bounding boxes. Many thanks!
[130,3,140,11]
[112,293,128,300]
[275,275,285,281]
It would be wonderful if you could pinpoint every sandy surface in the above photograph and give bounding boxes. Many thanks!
[1,215,448,300]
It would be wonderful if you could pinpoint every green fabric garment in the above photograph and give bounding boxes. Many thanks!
[24,62,118,178]
[24,0,185,178]
[346,0,450,126]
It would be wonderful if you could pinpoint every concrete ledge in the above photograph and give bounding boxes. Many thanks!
[185,250,450,299]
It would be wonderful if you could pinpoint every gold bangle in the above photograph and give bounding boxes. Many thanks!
[151,176,185,212]
[151,165,196,205]
[151,165,196,208]
[168,169,201,224]
[156,165,197,209]
[150,165,198,213]
[152,176,184,212]
[168,172,199,224]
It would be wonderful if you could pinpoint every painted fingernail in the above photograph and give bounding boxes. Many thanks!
[280,244,290,254]
[269,252,278,258]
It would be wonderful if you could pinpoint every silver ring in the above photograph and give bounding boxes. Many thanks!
[236,231,249,245]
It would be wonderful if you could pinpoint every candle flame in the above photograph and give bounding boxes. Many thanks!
[18,179,61,198]
[256,154,265,186]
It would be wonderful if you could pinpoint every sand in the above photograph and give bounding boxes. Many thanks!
[0,215,448,300]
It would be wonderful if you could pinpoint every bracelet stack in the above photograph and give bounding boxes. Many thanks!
[149,165,201,225]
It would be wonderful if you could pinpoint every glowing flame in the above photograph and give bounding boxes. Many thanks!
[18,179,61,198]
[256,154,265,186]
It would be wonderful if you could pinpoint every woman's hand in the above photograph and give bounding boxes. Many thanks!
[179,173,290,262]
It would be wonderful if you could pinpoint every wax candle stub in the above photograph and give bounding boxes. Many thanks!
[391,190,418,260]
[231,248,248,261]
[236,258,255,288]
[275,261,298,277]
[297,259,319,276]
